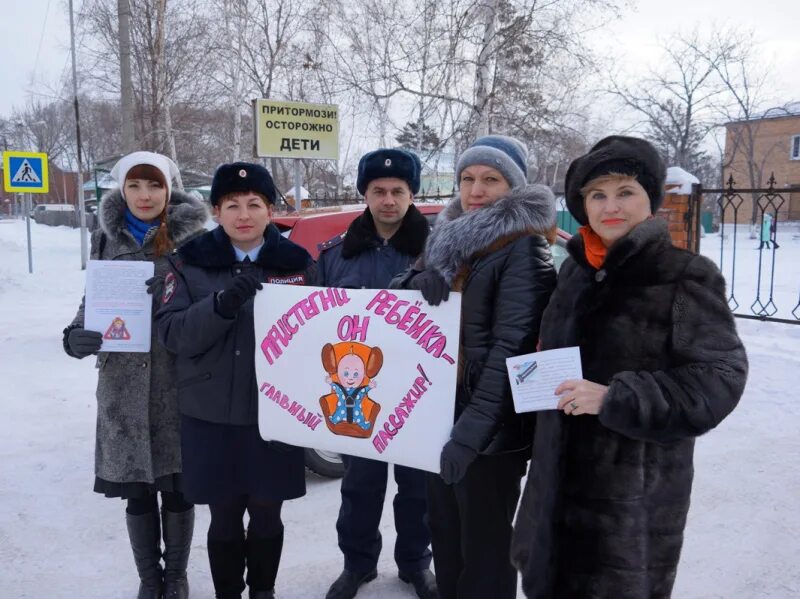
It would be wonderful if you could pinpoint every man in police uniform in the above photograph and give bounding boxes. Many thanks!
[316,149,437,599]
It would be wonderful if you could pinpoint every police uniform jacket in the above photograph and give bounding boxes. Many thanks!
[155,223,314,426]
[314,204,430,288]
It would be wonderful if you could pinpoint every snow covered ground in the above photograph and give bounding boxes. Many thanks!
[1,218,798,598]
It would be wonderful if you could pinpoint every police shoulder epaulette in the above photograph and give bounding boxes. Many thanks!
[317,232,346,253]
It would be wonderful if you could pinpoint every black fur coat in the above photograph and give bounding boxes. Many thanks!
[511,218,748,598]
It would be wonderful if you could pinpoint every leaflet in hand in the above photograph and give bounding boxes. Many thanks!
[84,260,154,353]
[506,347,582,413]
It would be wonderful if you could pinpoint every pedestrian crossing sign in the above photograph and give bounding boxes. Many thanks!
[2,151,49,193]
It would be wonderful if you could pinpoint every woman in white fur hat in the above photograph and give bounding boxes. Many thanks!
[62,151,208,599]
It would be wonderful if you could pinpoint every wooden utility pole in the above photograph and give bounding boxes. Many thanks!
[69,0,88,269]
[154,0,177,161]
[118,0,136,152]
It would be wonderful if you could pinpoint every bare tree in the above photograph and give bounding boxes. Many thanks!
[693,28,776,229]
[608,30,726,178]
[80,0,217,158]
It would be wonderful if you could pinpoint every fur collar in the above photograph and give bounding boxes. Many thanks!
[423,184,556,284]
[567,217,673,275]
[99,187,208,245]
[178,223,311,271]
[341,204,430,259]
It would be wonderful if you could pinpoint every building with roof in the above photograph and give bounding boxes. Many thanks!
[722,101,800,221]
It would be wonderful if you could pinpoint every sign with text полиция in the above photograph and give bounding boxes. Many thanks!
[253,99,339,160]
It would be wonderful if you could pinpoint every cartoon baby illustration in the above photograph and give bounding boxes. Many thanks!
[104,317,131,340]
[319,341,383,439]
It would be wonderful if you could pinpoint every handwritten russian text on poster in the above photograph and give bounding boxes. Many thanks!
[254,286,460,473]
[84,260,154,353]
[506,347,583,413]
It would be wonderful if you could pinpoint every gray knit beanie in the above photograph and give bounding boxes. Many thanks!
[456,135,529,190]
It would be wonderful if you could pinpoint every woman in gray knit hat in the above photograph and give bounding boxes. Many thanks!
[392,134,557,599]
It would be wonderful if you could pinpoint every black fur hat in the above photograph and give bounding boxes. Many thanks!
[210,162,278,206]
[357,148,421,195]
[564,136,666,225]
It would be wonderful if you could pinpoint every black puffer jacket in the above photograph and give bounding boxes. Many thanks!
[155,224,314,425]
[511,218,748,598]
[394,185,557,454]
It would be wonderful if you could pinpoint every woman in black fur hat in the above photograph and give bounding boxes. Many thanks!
[510,136,748,598]
[63,151,208,599]
[393,135,557,599]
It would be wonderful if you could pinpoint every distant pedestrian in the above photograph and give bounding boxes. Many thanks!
[759,211,774,249]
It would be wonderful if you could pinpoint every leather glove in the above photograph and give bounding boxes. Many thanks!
[145,275,164,296]
[67,328,103,359]
[439,439,478,485]
[215,274,263,318]
[408,269,450,306]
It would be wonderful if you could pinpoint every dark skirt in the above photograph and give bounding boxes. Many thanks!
[93,473,182,499]
[180,415,306,505]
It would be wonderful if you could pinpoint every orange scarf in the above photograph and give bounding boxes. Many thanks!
[578,226,607,269]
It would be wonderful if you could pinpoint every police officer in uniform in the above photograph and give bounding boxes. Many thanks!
[317,149,438,599]
[155,162,314,599]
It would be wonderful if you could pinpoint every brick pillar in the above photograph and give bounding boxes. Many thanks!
[658,191,698,251]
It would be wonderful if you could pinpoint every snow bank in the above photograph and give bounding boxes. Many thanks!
[1,219,798,597]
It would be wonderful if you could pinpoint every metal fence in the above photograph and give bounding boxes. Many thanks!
[701,174,800,325]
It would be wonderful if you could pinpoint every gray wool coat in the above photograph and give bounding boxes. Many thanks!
[64,188,208,486]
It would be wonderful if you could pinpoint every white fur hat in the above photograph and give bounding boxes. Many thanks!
[111,151,180,199]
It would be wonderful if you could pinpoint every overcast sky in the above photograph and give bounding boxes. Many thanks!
[1,0,798,121]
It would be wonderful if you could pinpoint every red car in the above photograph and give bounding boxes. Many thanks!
[273,203,570,263]
[272,203,571,477]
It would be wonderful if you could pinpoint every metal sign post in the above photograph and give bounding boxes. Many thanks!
[25,193,33,273]
[2,151,49,274]
[293,161,302,212]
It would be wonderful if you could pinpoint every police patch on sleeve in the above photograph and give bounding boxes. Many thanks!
[162,272,177,304]
[267,274,306,285]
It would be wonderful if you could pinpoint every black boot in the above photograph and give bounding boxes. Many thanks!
[246,529,283,598]
[162,507,194,599]
[208,535,246,599]
[126,511,164,599]
[399,568,439,599]
[325,568,378,599]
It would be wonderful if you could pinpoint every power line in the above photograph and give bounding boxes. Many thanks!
[32,0,54,81]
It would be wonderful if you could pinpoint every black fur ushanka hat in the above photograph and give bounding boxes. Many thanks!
[564,136,666,225]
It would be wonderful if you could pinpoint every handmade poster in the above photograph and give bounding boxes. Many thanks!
[506,346,583,413]
[254,285,461,473]
[84,260,154,353]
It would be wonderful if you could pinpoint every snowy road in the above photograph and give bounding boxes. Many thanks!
[1,219,798,598]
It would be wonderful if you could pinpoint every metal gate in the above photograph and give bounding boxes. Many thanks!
[701,174,800,324]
